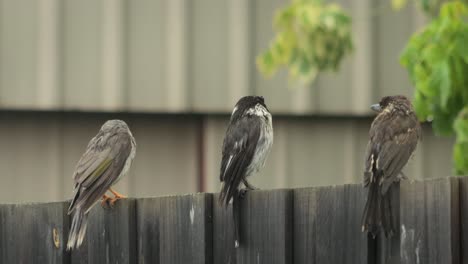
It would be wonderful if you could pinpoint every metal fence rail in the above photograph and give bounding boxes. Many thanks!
[0,177,462,263]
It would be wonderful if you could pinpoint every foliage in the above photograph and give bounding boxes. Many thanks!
[400,1,468,174]
[256,0,353,83]
[391,0,462,17]
[454,108,468,174]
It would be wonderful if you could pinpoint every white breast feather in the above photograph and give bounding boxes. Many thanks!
[245,104,273,177]
[114,132,136,185]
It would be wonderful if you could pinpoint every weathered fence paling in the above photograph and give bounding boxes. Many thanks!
[294,184,368,264]
[137,193,212,264]
[71,199,137,264]
[0,202,70,263]
[400,177,460,264]
[0,177,466,263]
[375,184,400,264]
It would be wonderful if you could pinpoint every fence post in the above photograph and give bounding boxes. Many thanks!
[136,193,213,264]
[294,184,368,264]
[400,177,460,264]
[0,201,70,263]
[233,189,293,264]
[458,177,468,264]
[376,183,400,264]
[212,193,236,264]
[70,198,136,263]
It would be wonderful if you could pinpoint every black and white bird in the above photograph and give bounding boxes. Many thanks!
[219,95,273,248]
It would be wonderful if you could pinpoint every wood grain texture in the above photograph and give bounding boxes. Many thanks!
[235,189,293,264]
[294,184,368,264]
[136,193,213,264]
[0,201,70,263]
[458,177,468,264]
[71,199,136,264]
[376,183,400,264]
[0,177,464,263]
[212,193,236,264]
[400,178,459,264]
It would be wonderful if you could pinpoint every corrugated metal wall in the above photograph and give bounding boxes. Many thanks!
[0,0,426,113]
[0,112,201,203]
[0,112,453,203]
[0,1,451,203]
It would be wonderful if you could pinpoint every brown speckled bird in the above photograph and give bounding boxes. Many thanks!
[361,95,421,238]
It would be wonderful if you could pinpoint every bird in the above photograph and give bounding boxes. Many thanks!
[219,95,274,248]
[361,95,421,238]
[67,119,136,250]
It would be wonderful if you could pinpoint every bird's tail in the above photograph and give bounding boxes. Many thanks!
[219,179,241,207]
[218,182,229,206]
[233,194,240,248]
[361,181,394,238]
[219,183,242,248]
[67,209,88,251]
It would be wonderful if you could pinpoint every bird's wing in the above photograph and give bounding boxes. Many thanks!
[364,114,420,194]
[377,129,419,194]
[68,132,133,213]
[219,116,261,204]
[73,146,112,187]
[220,116,261,181]
[363,141,374,187]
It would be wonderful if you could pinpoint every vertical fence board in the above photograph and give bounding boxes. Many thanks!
[212,193,236,264]
[377,184,400,264]
[294,184,368,264]
[71,199,136,264]
[0,177,465,263]
[0,202,70,263]
[236,189,292,264]
[136,193,213,264]
[459,177,468,264]
[400,178,459,264]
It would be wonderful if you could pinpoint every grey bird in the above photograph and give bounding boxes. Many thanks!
[67,119,136,250]
[219,95,274,248]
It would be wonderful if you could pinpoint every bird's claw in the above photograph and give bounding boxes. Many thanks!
[398,172,408,181]
[100,192,124,209]
[242,180,257,191]
[239,189,248,199]
[109,188,127,199]
[107,197,122,208]
[101,195,113,209]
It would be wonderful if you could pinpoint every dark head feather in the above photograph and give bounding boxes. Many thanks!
[231,96,268,120]
[378,95,413,114]
[235,96,265,109]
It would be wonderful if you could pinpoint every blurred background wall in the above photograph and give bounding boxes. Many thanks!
[0,0,454,203]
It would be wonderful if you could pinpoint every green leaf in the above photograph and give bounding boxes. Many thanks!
[454,107,468,142]
[454,107,468,175]
[256,0,353,83]
[401,1,468,174]
[392,0,408,10]
[431,62,452,110]
[431,108,455,136]
[256,50,277,77]
[455,30,468,64]
[413,91,431,121]
[454,142,468,175]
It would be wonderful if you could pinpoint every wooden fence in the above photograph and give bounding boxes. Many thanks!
[0,177,464,264]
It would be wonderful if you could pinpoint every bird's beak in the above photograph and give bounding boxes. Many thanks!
[370,104,381,112]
